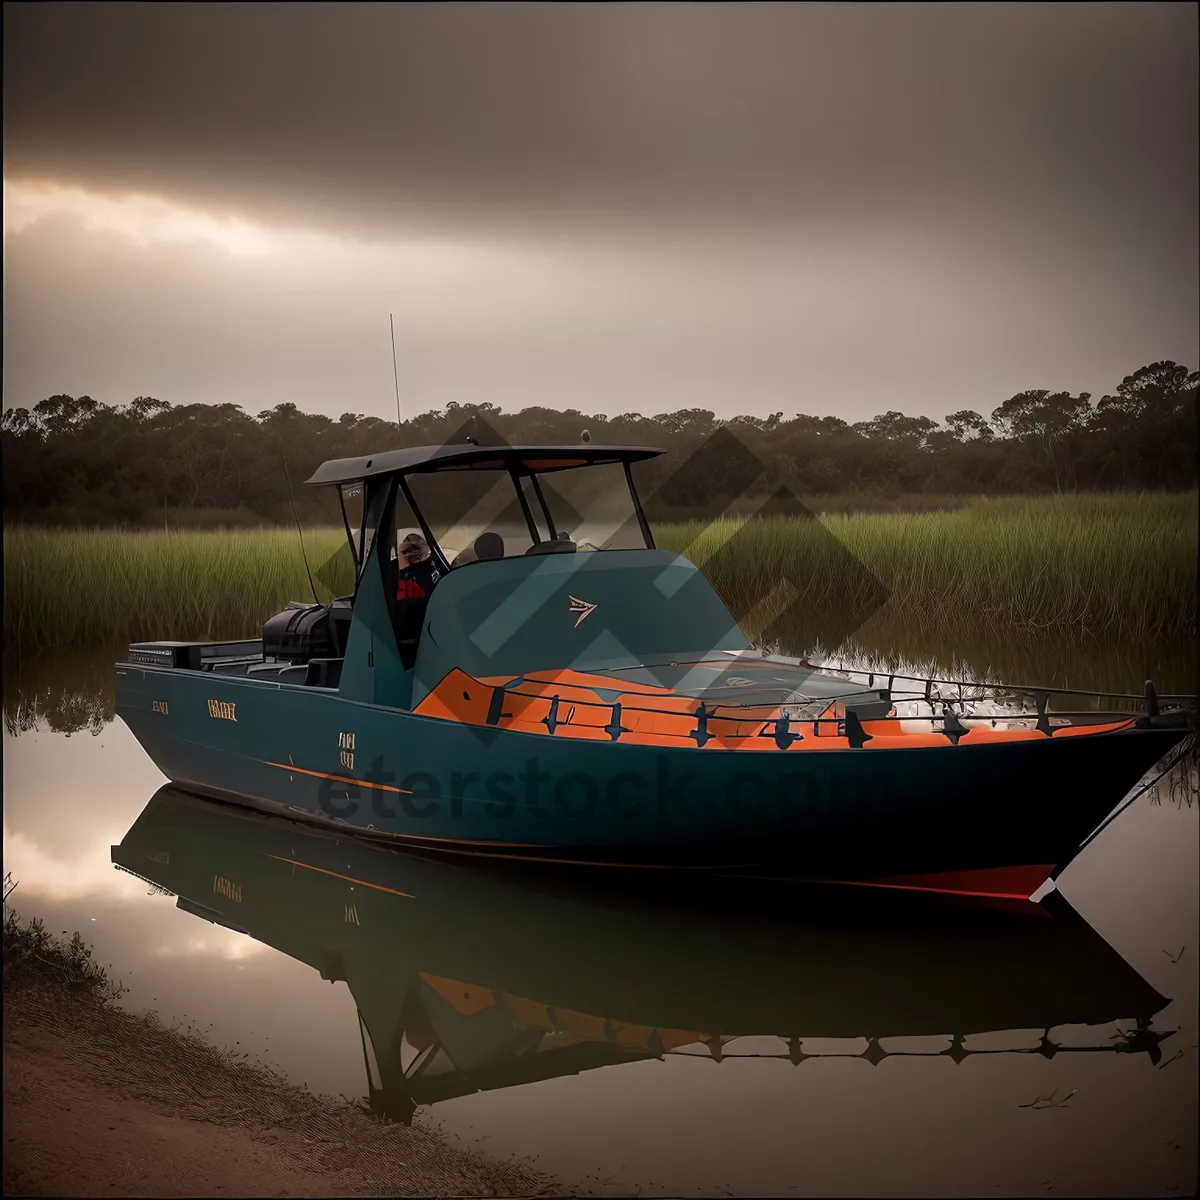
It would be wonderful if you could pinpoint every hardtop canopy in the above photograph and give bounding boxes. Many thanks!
[305,443,663,488]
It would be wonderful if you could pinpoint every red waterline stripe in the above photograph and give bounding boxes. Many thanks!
[820,878,1043,901]
[814,862,1056,902]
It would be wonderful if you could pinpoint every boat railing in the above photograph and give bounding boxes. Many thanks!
[661,1020,1173,1066]
[113,862,177,897]
[816,664,1195,711]
[484,675,1192,743]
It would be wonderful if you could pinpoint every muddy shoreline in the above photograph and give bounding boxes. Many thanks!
[3,907,559,1198]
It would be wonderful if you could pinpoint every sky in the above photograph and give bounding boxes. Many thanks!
[3,2,1197,424]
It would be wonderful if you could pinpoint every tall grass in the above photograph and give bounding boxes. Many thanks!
[657,493,1196,644]
[3,493,1195,651]
[4,527,356,649]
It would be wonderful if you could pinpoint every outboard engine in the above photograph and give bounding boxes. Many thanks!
[262,596,354,663]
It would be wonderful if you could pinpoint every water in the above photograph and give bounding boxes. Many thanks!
[3,644,1196,1197]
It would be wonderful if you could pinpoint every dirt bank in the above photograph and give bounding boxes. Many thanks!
[3,908,558,1198]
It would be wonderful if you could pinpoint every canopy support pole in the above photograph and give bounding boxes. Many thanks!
[509,468,542,544]
[625,461,655,549]
[529,474,558,538]
[336,484,360,571]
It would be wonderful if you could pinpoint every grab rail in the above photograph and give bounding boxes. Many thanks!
[479,680,1191,745]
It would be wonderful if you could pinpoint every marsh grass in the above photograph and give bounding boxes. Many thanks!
[4,526,356,649]
[3,493,1195,650]
[657,492,1196,644]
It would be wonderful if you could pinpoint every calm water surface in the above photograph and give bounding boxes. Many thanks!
[3,643,1196,1197]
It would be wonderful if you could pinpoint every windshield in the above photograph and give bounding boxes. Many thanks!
[534,462,650,552]
[405,470,542,562]
[404,462,651,565]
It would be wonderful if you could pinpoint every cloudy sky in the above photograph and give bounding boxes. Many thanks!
[3,3,1196,423]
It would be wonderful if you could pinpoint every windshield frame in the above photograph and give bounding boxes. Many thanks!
[387,460,656,567]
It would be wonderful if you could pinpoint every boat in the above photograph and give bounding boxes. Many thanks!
[115,441,1195,900]
[112,785,1174,1124]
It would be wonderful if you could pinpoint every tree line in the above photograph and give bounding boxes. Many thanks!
[2,360,1195,527]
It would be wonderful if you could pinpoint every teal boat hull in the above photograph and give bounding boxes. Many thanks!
[115,659,1188,889]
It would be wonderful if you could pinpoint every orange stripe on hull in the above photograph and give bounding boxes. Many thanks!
[358,828,548,849]
[266,854,415,898]
[264,762,412,793]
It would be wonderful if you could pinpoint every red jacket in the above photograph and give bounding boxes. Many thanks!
[396,558,439,603]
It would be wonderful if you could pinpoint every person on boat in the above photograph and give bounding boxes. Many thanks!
[392,532,441,662]
[396,532,440,604]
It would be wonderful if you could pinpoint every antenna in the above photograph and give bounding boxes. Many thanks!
[389,312,402,430]
[281,449,321,607]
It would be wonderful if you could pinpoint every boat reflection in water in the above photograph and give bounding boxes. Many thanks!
[113,786,1173,1126]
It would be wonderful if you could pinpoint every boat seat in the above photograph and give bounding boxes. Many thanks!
[451,531,506,568]
[277,665,309,683]
[210,661,252,676]
[305,658,343,688]
[247,663,287,679]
